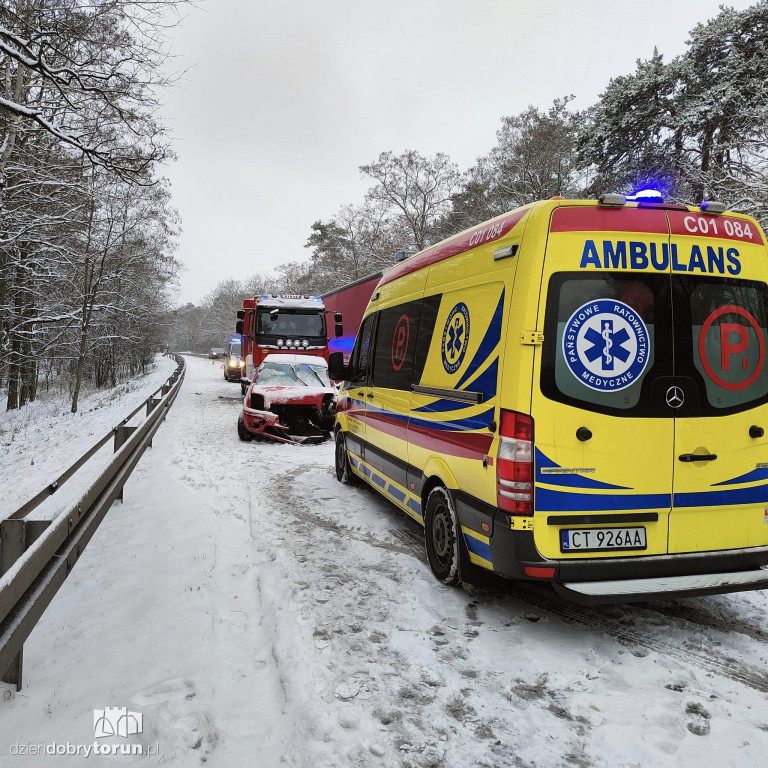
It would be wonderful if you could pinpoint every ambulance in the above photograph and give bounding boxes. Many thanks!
[329,193,768,604]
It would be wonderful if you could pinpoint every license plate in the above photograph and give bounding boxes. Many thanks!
[560,527,646,553]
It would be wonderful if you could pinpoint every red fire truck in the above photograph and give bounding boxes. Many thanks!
[235,294,342,389]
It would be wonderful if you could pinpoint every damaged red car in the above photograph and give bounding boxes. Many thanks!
[237,355,337,444]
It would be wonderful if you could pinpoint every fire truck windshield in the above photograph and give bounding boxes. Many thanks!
[256,308,325,338]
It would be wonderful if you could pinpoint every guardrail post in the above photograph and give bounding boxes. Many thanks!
[146,399,161,445]
[1,520,26,689]
[113,426,137,501]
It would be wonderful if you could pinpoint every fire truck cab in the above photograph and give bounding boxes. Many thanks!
[236,294,342,390]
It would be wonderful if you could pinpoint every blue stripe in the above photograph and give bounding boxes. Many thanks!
[353,398,493,432]
[349,456,359,468]
[387,484,406,502]
[413,398,474,413]
[457,290,504,388]
[461,357,498,400]
[536,487,671,512]
[674,484,768,507]
[412,358,497,412]
[408,407,496,432]
[361,465,371,478]
[408,498,422,516]
[464,534,492,562]
[372,473,386,489]
[535,448,631,490]
[713,468,768,486]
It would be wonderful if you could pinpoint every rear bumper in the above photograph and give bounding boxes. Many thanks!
[489,524,768,604]
[554,567,768,605]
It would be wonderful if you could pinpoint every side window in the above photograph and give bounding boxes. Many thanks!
[348,314,375,384]
[372,300,421,390]
[412,294,442,386]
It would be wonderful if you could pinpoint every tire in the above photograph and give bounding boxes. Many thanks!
[424,486,463,585]
[237,413,253,441]
[334,430,358,485]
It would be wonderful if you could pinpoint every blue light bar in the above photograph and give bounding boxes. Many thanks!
[626,188,664,202]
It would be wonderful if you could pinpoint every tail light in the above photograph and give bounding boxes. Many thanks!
[496,409,533,515]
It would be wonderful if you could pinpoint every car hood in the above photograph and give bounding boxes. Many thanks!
[249,385,336,408]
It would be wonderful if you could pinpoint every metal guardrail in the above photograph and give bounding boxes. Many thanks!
[0,353,186,690]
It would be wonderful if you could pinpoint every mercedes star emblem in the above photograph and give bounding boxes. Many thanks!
[666,386,685,408]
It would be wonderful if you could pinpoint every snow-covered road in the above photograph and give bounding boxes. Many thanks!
[3,355,768,767]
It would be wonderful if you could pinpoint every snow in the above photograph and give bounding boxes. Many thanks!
[2,355,768,766]
[258,354,328,366]
[0,355,179,520]
[256,297,325,310]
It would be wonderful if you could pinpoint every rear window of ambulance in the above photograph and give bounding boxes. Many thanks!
[542,273,663,414]
[686,278,768,411]
[542,272,768,417]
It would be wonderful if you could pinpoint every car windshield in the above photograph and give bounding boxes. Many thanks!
[256,362,330,387]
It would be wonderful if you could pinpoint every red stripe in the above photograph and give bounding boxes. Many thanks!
[550,207,668,234]
[378,208,530,288]
[363,410,493,459]
[668,211,762,244]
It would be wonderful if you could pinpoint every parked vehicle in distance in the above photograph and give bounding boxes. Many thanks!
[224,337,245,381]
[331,191,768,605]
[208,347,225,359]
[238,355,336,445]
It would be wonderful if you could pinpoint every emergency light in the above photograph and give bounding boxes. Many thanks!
[626,188,664,202]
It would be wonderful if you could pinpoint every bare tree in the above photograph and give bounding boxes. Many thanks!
[360,150,460,250]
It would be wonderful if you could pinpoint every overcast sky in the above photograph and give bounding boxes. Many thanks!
[163,0,757,305]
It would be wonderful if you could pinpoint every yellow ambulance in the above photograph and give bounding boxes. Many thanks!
[329,193,768,604]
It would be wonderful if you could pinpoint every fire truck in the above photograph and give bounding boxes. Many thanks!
[235,294,342,389]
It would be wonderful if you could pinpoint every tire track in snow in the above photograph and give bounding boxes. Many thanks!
[274,463,768,696]
[471,581,768,694]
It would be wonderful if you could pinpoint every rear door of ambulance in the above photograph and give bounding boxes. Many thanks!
[531,205,674,561]
[667,211,768,553]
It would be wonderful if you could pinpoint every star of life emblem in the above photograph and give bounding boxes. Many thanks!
[562,299,650,392]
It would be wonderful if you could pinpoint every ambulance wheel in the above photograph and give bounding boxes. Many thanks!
[424,486,463,586]
[237,414,252,442]
[335,430,358,485]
